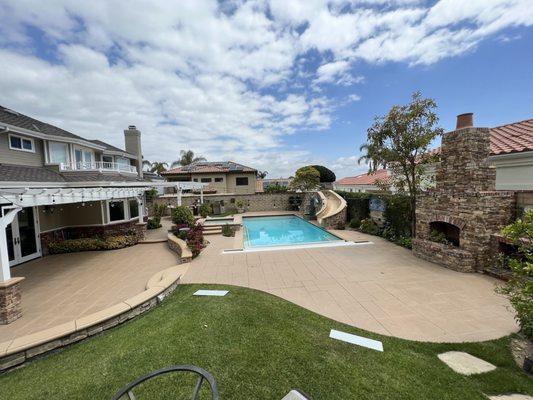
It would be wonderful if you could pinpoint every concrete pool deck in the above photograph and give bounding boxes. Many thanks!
[183,228,518,343]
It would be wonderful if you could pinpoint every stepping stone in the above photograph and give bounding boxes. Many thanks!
[488,395,533,400]
[438,351,496,375]
[329,329,383,352]
[281,390,309,400]
[193,290,229,296]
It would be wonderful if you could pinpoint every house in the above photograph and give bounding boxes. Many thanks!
[333,169,390,193]
[335,117,533,193]
[261,178,292,191]
[161,161,257,194]
[0,105,169,324]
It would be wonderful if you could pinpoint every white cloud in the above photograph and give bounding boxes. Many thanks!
[0,0,531,176]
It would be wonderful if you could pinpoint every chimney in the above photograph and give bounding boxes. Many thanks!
[124,125,143,179]
[456,113,473,130]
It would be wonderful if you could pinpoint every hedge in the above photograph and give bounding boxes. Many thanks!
[335,191,371,225]
[48,235,138,254]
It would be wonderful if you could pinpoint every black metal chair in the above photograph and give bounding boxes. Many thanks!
[111,365,220,400]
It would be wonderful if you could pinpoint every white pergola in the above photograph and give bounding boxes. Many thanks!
[0,185,153,283]
[173,182,209,206]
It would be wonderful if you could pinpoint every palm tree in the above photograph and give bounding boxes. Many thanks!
[257,170,268,179]
[142,160,152,171]
[149,161,169,174]
[171,150,206,168]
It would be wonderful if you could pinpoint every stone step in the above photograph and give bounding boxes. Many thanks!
[203,229,222,235]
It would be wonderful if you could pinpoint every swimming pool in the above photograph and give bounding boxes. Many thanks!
[243,215,342,249]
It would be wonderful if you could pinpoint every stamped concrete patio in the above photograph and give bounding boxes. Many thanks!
[183,229,518,342]
[0,242,179,343]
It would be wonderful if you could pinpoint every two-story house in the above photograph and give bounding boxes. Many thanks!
[0,105,164,324]
[162,161,257,194]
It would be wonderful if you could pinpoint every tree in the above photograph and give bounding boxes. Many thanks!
[149,161,169,174]
[257,170,268,179]
[171,150,206,168]
[310,165,336,183]
[142,160,152,170]
[358,92,443,235]
[290,166,320,191]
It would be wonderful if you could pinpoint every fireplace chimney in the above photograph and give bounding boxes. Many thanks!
[456,113,473,130]
[124,125,143,179]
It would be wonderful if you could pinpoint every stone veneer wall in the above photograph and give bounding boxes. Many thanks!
[40,220,147,255]
[414,125,517,273]
[0,278,24,324]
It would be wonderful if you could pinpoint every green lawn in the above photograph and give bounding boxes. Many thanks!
[1,284,532,399]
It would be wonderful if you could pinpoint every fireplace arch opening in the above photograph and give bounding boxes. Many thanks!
[429,221,460,247]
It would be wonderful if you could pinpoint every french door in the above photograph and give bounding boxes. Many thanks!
[5,207,41,266]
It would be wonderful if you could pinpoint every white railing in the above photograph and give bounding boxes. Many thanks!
[59,161,138,174]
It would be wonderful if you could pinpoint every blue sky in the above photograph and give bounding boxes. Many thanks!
[0,1,532,178]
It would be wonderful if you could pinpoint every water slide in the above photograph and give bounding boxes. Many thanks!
[316,190,347,227]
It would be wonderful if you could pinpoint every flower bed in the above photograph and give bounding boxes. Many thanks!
[48,235,138,254]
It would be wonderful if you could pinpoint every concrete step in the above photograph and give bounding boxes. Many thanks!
[203,229,222,235]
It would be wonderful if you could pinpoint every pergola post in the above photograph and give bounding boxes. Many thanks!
[0,206,25,324]
[177,188,182,206]
[137,195,145,223]
[200,187,204,204]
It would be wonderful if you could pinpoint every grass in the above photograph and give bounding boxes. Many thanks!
[1,284,532,399]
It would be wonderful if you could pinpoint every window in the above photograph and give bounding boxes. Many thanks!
[74,147,94,169]
[116,157,131,167]
[109,201,125,222]
[236,177,249,186]
[129,199,139,219]
[9,134,34,152]
[102,155,113,163]
[201,177,212,183]
[215,177,223,182]
[49,142,69,164]
[193,178,198,182]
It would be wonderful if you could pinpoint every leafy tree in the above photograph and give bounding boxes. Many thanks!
[310,165,336,183]
[290,166,320,191]
[358,92,443,235]
[142,160,152,170]
[149,161,169,174]
[257,170,268,179]
[171,150,206,168]
[497,211,533,339]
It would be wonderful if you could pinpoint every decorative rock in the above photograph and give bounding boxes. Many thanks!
[281,390,309,400]
[438,351,496,375]
[488,395,533,400]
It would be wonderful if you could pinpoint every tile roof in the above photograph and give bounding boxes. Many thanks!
[489,119,533,155]
[0,105,93,143]
[335,169,390,186]
[162,161,256,175]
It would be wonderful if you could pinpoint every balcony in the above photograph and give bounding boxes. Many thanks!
[59,161,138,174]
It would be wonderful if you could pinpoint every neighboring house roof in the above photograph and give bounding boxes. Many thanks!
[162,161,257,175]
[89,139,135,157]
[429,118,533,157]
[0,164,145,183]
[0,105,98,146]
[335,169,390,186]
[490,119,533,155]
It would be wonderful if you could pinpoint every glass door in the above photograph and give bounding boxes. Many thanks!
[7,207,41,266]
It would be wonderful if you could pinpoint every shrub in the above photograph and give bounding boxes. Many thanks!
[171,205,195,227]
[145,188,159,202]
[222,224,233,237]
[381,193,412,238]
[48,235,138,254]
[264,184,288,193]
[395,236,412,249]
[199,203,213,218]
[186,224,205,258]
[360,218,379,235]
[348,218,361,229]
[147,219,162,229]
[497,210,533,339]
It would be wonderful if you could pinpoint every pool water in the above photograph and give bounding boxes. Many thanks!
[243,215,341,248]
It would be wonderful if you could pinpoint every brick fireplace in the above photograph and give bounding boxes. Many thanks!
[413,113,516,272]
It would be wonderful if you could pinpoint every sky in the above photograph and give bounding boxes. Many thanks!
[0,0,532,179]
